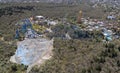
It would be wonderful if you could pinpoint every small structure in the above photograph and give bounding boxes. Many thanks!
[46,28,53,33]
[97,21,104,25]
[47,20,58,26]
[35,15,45,21]
[107,15,116,20]
[102,29,113,41]
[36,16,44,19]
[33,16,46,25]
[83,19,89,25]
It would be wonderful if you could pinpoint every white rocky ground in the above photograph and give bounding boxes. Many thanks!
[10,38,54,73]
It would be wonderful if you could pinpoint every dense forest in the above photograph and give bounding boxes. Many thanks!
[0,3,120,73]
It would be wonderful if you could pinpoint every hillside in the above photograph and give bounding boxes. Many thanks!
[0,0,77,4]
[0,2,120,73]
[0,0,120,5]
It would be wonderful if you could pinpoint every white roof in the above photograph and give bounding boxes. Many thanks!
[36,16,44,18]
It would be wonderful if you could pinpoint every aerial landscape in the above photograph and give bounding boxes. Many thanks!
[0,0,120,73]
